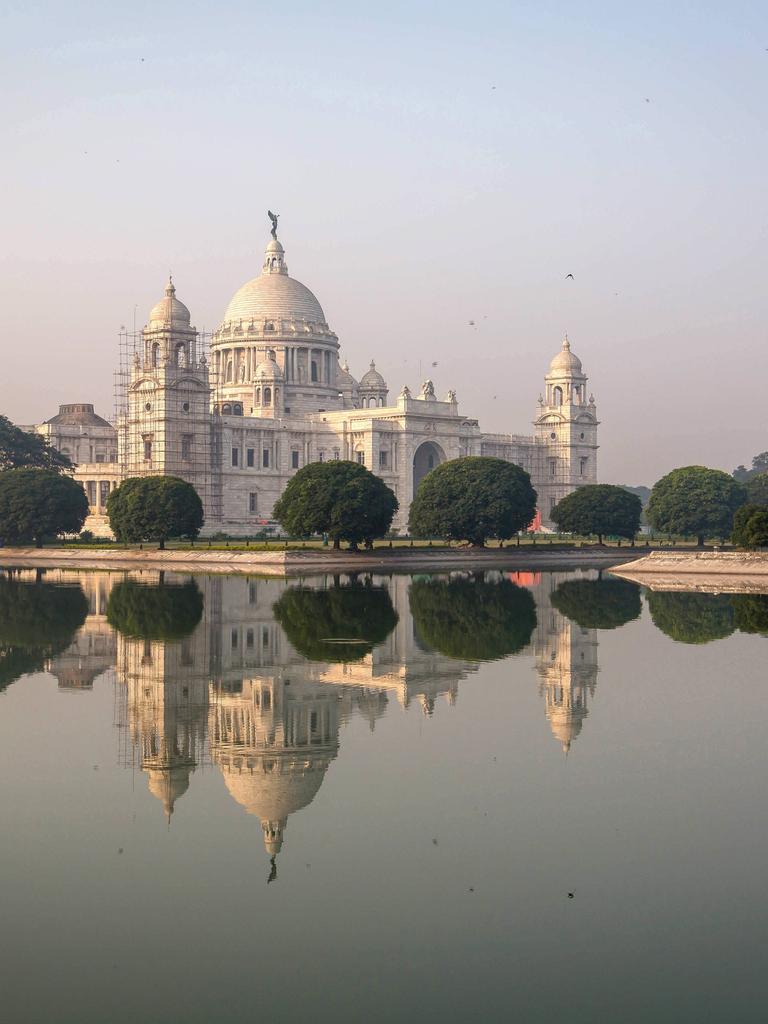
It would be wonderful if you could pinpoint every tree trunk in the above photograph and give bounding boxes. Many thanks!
[333,537,340,550]
[598,534,603,545]
[35,536,43,549]
[159,538,165,550]
[697,534,704,547]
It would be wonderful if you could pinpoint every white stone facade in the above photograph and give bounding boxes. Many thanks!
[32,233,599,534]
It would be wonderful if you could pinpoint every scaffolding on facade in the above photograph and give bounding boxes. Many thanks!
[112,322,224,527]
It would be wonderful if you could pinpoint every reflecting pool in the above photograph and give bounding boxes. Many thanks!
[0,567,766,1023]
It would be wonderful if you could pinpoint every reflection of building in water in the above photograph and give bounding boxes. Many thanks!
[47,572,117,690]
[529,572,599,753]
[55,569,602,856]
[114,577,211,820]
[209,677,340,858]
[8,569,119,691]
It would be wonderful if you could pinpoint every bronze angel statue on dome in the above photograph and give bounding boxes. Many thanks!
[268,210,279,240]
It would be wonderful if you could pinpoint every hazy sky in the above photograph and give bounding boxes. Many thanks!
[1,0,766,483]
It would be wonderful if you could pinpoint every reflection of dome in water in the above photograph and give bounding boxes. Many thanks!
[146,764,193,821]
[219,753,333,855]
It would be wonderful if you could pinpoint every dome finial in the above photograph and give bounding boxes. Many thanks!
[165,273,175,297]
[563,333,570,349]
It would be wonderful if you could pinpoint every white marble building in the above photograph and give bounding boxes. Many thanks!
[33,229,599,534]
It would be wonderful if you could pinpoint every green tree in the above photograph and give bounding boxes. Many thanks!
[646,590,735,644]
[733,452,768,482]
[106,578,204,640]
[107,476,203,548]
[646,466,747,546]
[0,469,89,546]
[551,484,642,544]
[745,472,768,507]
[0,575,88,691]
[731,503,768,550]
[0,414,71,472]
[408,457,537,546]
[731,594,768,636]
[272,581,398,661]
[551,576,642,629]
[272,461,398,550]
[408,575,537,660]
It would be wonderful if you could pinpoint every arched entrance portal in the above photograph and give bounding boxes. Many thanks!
[413,441,446,494]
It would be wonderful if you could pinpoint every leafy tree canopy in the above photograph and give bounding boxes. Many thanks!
[551,484,642,543]
[731,503,768,550]
[272,581,398,661]
[408,457,537,546]
[409,574,537,660]
[731,594,768,636]
[0,574,88,690]
[646,466,747,545]
[733,452,768,482]
[745,472,768,508]
[272,461,397,549]
[106,577,203,640]
[0,469,89,546]
[107,476,203,547]
[646,590,735,645]
[618,484,651,507]
[0,415,71,473]
[551,576,642,630]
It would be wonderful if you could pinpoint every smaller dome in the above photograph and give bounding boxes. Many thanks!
[148,278,191,327]
[549,335,583,375]
[265,238,285,255]
[337,360,359,387]
[359,361,386,389]
[253,350,284,379]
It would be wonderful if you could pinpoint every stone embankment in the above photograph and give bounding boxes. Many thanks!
[611,550,768,594]
[0,545,642,578]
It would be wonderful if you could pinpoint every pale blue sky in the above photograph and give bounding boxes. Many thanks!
[1,0,766,482]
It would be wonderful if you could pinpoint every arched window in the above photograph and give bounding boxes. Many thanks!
[225,360,234,382]
[311,361,318,382]
[151,342,160,368]
[273,388,278,404]
[222,403,232,415]
[255,387,261,404]
[263,386,272,405]
[233,404,243,416]
[175,343,186,367]
[553,386,563,406]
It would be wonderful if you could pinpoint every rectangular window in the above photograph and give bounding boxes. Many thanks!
[231,628,238,649]
[291,450,300,469]
[87,481,96,506]
[379,450,388,470]
[249,582,257,604]
[356,451,364,465]
[333,450,340,460]
[99,481,110,507]
[181,435,192,460]
[579,456,588,477]
[246,628,254,649]
[249,492,257,513]
[231,447,239,467]
[144,439,152,462]
[549,459,556,477]
[318,451,325,463]
[550,497,556,514]
[262,448,270,468]
[246,448,254,468]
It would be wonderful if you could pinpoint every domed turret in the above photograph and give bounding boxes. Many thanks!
[148,278,191,328]
[548,335,583,375]
[359,361,388,409]
[336,359,360,409]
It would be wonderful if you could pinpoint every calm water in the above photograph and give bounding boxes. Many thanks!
[0,567,766,1024]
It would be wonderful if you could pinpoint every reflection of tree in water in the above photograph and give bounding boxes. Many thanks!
[409,574,536,661]
[551,577,642,630]
[272,581,398,662]
[731,594,768,636]
[106,578,203,640]
[0,574,88,690]
[647,591,735,644]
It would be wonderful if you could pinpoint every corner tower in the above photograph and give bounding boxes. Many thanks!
[534,335,599,527]
[122,279,212,514]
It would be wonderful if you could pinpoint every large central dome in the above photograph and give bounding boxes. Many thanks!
[220,238,327,327]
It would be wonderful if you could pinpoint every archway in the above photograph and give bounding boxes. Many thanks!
[413,441,446,494]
